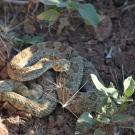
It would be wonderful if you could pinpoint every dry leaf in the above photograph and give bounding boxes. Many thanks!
[0,120,8,135]
[0,41,11,66]
[57,17,74,35]
[96,15,112,41]
[23,19,36,34]
[57,17,70,35]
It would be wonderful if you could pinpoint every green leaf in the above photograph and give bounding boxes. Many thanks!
[106,82,118,99]
[90,74,107,92]
[124,76,135,97]
[111,114,134,123]
[40,0,67,7]
[94,128,106,135]
[37,9,60,21]
[91,74,119,100]
[132,125,135,132]
[119,95,133,104]
[111,100,118,112]
[106,87,118,99]
[78,3,100,28]
[19,35,44,44]
[97,114,110,124]
[76,112,96,132]
[67,0,79,10]
[96,96,108,112]
[118,102,129,112]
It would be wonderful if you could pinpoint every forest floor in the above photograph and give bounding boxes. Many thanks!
[0,0,135,135]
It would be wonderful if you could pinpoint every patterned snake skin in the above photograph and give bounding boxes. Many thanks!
[0,41,103,117]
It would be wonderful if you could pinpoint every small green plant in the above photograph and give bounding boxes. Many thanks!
[76,74,135,135]
[37,0,100,28]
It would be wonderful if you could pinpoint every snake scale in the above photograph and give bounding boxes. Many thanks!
[0,41,103,117]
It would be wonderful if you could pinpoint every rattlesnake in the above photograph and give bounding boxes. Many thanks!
[0,41,103,117]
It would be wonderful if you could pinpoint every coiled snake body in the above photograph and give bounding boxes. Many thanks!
[0,42,103,117]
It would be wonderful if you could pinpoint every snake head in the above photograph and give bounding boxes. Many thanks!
[53,59,70,72]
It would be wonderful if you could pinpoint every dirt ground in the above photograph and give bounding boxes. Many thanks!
[0,0,135,135]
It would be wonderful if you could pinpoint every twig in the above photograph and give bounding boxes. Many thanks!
[122,4,135,12]
[5,19,28,33]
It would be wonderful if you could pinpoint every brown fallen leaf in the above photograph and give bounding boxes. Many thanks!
[57,17,74,36]
[23,19,36,34]
[96,15,112,41]
[0,120,9,135]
